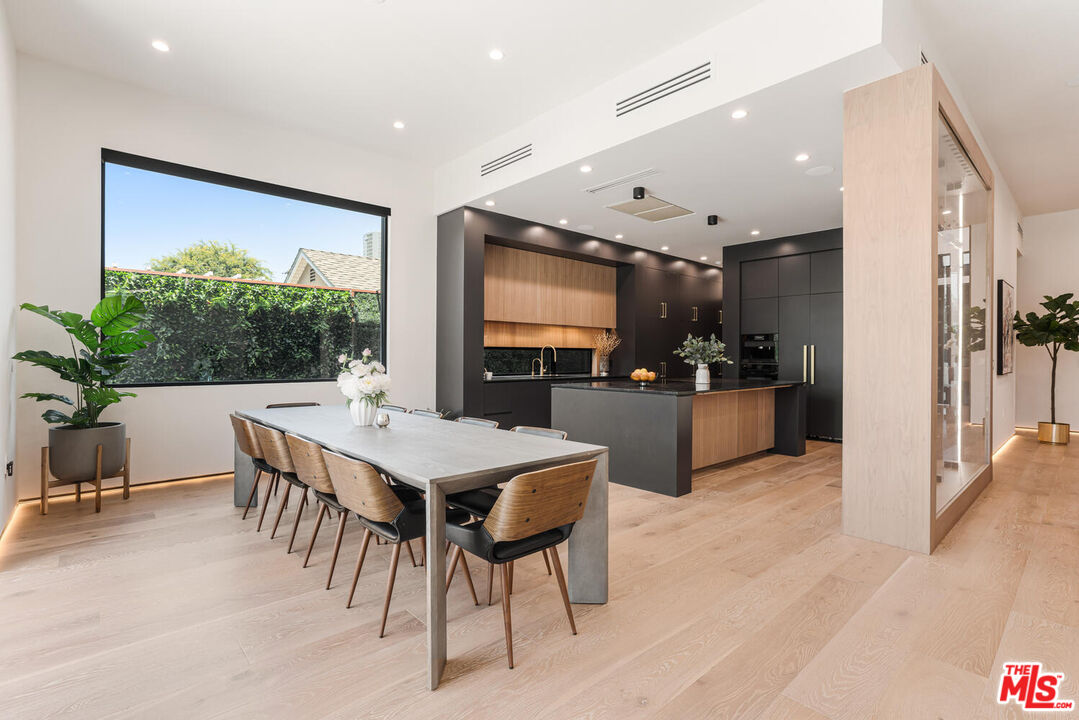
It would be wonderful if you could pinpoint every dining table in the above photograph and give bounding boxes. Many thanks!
[233,405,609,690]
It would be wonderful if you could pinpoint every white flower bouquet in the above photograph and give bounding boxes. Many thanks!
[337,349,390,426]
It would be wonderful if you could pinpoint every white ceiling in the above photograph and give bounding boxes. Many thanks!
[912,0,1079,216]
[468,53,895,264]
[3,0,761,165]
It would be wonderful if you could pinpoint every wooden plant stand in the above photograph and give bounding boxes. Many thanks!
[40,438,131,514]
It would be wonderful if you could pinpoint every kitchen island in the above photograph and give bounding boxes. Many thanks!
[551,379,806,496]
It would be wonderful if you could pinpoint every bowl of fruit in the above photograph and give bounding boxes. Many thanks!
[630,368,657,388]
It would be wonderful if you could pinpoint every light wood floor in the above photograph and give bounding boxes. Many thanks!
[1,430,1076,719]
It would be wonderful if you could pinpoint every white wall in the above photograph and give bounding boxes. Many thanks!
[1016,209,1079,429]
[0,7,17,533]
[13,56,436,500]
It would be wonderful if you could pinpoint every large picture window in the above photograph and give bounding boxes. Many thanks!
[102,150,389,386]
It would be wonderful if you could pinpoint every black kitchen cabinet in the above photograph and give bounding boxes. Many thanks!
[811,249,843,294]
[808,292,843,440]
[741,258,778,299]
[741,297,778,334]
[778,294,811,382]
[777,254,812,296]
[632,267,720,378]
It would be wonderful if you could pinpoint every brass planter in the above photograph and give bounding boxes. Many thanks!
[1038,422,1071,445]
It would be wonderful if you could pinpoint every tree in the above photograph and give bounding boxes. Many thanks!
[1013,293,1079,424]
[149,240,273,280]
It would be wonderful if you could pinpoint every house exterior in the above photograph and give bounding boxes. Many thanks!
[285,248,382,292]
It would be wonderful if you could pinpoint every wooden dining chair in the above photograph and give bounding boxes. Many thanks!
[321,449,477,636]
[230,414,275,521]
[266,402,322,408]
[446,458,598,668]
[251,424,306,544]
[511,425,569,440]
[380,404,407,413]
[410,409,447,419]
[456,416,499,428]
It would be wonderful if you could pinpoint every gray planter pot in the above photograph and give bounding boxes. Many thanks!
[48,422,126,483]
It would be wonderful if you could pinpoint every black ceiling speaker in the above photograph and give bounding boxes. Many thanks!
[632,186,646,200]
[707,214,719,225]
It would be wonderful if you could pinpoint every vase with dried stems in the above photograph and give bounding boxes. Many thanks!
[593,330,622,376]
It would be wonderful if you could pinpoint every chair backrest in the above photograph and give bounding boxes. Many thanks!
[456,416,499,429]
[511,425,569,440]
[284,434,335,494]
[266,402,321,409]
[381,405,407,413]
[251,424,296,473]
[230,414,263,460]
[321,449,404,522]
[483,458,598,542]
[411,409,446,419]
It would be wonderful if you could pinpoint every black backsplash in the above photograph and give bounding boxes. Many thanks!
[484,347,593,375]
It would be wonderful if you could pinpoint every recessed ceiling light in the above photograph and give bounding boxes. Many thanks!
[730,109,748,120]
[579,164,592,173]
[700,256,708,261]
[942,209,952,215]
[795,153,810,162]
[392,120,405,130]
[151,39,170,53]
[750,229,760,236]
[661,245,669,251]
[840,186,845,192]
[559,218,568,225]
[485,200,495,207]
[615,234,623,239]
[489,48,504,61]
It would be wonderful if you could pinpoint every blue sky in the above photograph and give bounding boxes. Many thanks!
[104,164,382,281]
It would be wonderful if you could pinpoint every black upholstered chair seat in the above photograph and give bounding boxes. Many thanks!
[445,519,572,564]
[356,484,468,543]
[282,471,306,488]
[446,487,501,518]
[253,458,275,474]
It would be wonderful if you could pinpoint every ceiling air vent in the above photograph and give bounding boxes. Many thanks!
[480,143,532,177]
[583,168,661,194]
[1017,221,1024,239]
[920,50,929,65]
[606,194,694,223]
[616,62,711,118]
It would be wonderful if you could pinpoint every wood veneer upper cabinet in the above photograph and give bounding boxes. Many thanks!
[484,244,616,328]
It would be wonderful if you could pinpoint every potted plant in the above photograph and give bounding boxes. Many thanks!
[674,333,733,388]
[592,330,622,377]
[13,293,155,482]
[1013,293,1079,444]
[336,348,391,426]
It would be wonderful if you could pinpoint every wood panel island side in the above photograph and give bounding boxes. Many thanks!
[551,379,806,497]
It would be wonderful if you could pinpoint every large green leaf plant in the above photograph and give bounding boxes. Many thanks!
[1013,293,1079,424]
[13,293,156,428]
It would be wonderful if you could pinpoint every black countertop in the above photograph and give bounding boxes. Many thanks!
[551,378,804,396]
[483,373,628,384]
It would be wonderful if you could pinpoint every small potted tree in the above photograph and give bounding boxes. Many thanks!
[13,293,155,481]
[1013,293,1079,445]
[674,333,733,389]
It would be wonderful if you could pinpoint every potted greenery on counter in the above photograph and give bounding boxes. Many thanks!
[674,333,733,388]
[1013,293,1079,445]
[13,293,155,481]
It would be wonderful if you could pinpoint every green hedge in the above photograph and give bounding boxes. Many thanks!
[105,269,381,384]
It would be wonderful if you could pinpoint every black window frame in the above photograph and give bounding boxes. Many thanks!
[100,148,390,388]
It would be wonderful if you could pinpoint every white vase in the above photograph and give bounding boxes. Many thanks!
[349,400,378,427]
[695,363,710,388]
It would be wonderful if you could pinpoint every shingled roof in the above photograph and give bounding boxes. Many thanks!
[286,248,382,292]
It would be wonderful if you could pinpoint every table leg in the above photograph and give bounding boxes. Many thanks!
[425,483,447,690]
[568,450,608,604]
[233,439,256,508]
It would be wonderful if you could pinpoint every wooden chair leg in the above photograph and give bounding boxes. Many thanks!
[94,444,102,513]
[242,469,262,520]
[458,551,479,606]
[270,483,293,539]
[541,548,552,575]
[378,542,403,638]
[40,447,48,515]
[346,528,373,608]
[405,540,417,568]
[549,545,576,635]
[419,537,426,567]
[508,560,514,595]
[256,471,276,532]
[327,510,348,589]
[303,501,328,567]
[286,488,309,553]
[122,437,131,500]
[487,563,494,606]
[500,563,514,668]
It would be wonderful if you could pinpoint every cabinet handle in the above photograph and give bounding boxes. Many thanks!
[802,345,807,383]
[660,361,667,377]
[718,309,723,324]
[810,345,816,385]
[692,306,699,322]
[660,301,667,319]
